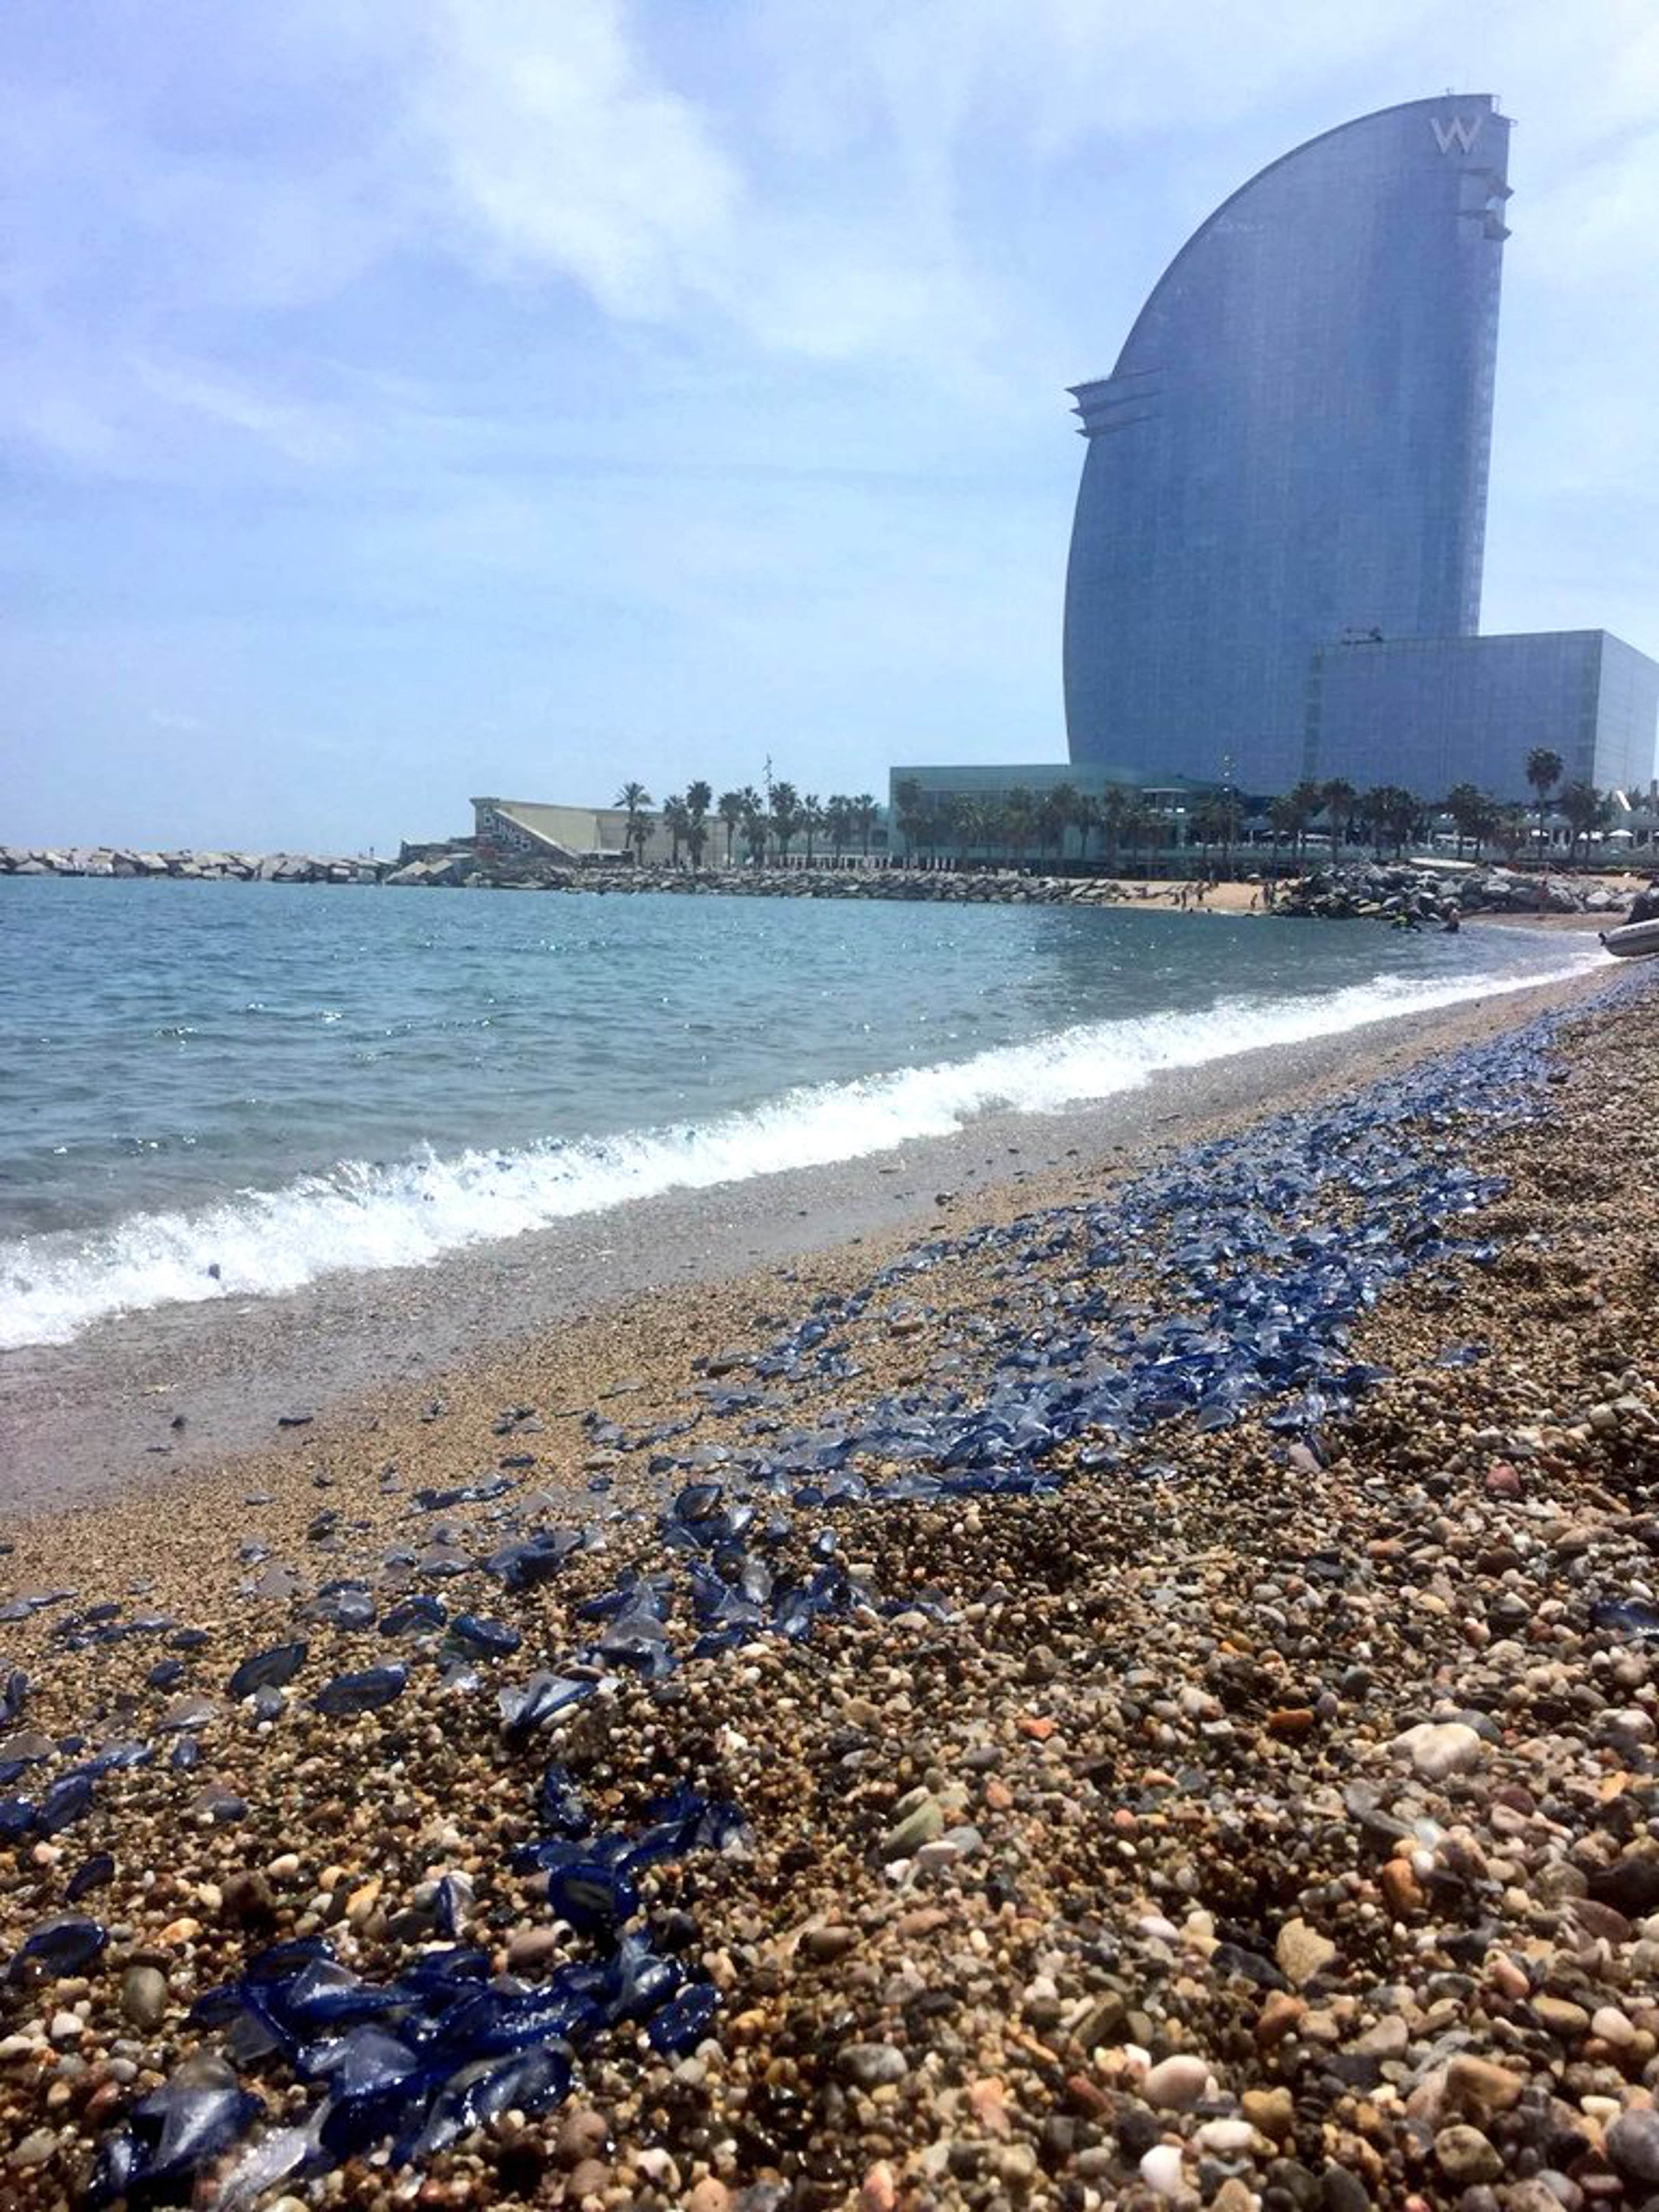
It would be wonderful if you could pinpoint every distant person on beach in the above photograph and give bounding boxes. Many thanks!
[1627,878,1659,925]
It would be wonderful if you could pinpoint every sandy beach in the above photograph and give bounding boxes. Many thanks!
[2,948,1658,2209]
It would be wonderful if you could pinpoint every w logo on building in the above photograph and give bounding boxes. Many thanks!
[1429,113,1483,155]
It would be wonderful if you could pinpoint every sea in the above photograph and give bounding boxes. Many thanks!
[0,876,1606,1353]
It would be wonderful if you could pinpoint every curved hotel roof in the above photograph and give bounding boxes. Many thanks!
[1063,96,1512,792]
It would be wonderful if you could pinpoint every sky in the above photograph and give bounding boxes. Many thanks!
[3,1,1656,854]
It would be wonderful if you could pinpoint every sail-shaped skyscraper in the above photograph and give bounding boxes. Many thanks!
[1063,96,1512,791]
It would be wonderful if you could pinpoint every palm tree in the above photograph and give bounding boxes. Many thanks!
[661,793,691,866]
[892,779,924,863]
[739,788,767,865]
[1068,788,1096,867]
[1003,787,1035,870]
[851,794,879,857]
[769,780,803,863]
[1444,783,1488,863]
[1041,782,1077,866]
[1526,748,1564,863]
[1493,806,1530,864]
[799,794,826,864]
[685,780,713,868]
[1120,801,1156,877]
[1286,780,1323,869]
[1266,793,1301,873]
[1319,777,1357,857]
[825,795,852,861]
[716,790,745,866]
[1097,784,1129,875]
[1558,780,1608,869]
[615,781,652,864]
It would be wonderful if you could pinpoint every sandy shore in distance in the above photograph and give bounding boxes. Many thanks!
[0,929,1619,1515]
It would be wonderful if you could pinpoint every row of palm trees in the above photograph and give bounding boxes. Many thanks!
[613,782,882,868]
[891,750,1619,874]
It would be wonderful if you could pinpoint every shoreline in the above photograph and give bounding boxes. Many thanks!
[0,956,1656,2207]
[0,947,1618,1518]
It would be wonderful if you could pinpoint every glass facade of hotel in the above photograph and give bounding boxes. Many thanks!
[1305,631,1659,801]
[1064,97,1513,792]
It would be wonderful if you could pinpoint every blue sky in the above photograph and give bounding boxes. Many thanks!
[5,0,1656,852]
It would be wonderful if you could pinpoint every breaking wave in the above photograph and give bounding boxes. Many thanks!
[0,943,1606,1350]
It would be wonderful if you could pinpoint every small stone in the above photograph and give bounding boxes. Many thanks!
[1591,2004,1636,2047]
[1444,2053,1525,2120]
[566,2156,610,2200]
[1532,1995,1589,2039]
[1140,2142,1185,2196]
[506,1925,562,1973]
[120,1965,168,2031]
[1435,2124,1502,2183]
[8,2130,56,2169]
[1257,1990,1307,2045]
[878,1797,943,1861]
[1196,2118,1257,2154]
[1243,2086,1295,2140]
[48,2011,81,2045]
[1379,1858,1426,1917]
[556,2108,609,2166]
[839,2042,908,2088]
[685,2182,730,2212]
[860,2161,898,2212]
[1605,2108,1659,2186]
[1142,2053,1210,2109]
[1276,1916,1337,1987]
[802,1925,859,1963]
[1395,1721,1486,1780]
[992,2143,1037,2189]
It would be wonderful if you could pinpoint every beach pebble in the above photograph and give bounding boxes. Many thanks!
[1395,1720,1486,1778]
[1275,1916,1337,1986]
[1605,2109,1659,2186]
[1139,2142,1186,2196]
[1436,2125,1502,2183]
[839,2043,908,2088]
[120,1964,168,2031]
[1142,2054,1210,2109]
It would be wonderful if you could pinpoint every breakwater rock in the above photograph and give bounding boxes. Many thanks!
[0,845,383,885]
[1278,861,1630,922]
[386,860,1203,903]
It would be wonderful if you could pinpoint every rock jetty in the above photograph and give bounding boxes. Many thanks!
[3,844,1640,919]
[0,846,381,884]
[1277,860,1629,922]
[3,966,1659,2207]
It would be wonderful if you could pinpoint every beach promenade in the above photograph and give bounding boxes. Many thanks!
[2,959,1657,2208]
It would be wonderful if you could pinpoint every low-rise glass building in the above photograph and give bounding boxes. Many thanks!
[1304,631,1659,800]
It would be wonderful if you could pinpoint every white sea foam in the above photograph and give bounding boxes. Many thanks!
[0,944,1606,1350]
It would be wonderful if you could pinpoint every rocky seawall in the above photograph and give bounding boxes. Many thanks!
[7,841,1638,918]
[0,845,381,885]
[2,969,1659,2206]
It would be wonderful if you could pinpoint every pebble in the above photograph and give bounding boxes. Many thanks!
[838,2043,909,2088]
[120,1964,168,2031]
[1605,2109,1659,2186]
[1436,2124,1503,2182]
[1395,1720,1486,1779]
[1140,2142,1186,2196]
[1142,2053,1211,2109]
[1275,1916,1337,1986]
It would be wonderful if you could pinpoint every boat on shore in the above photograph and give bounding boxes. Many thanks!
[1600,917,1659,958]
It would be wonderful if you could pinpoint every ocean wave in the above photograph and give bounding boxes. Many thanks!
[0,945,1605,1350]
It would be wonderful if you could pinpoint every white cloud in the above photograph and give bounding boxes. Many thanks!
[133,357,353,466]
[414,0,740,315]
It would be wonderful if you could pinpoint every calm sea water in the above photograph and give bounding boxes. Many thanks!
[0,876,1603,1348]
